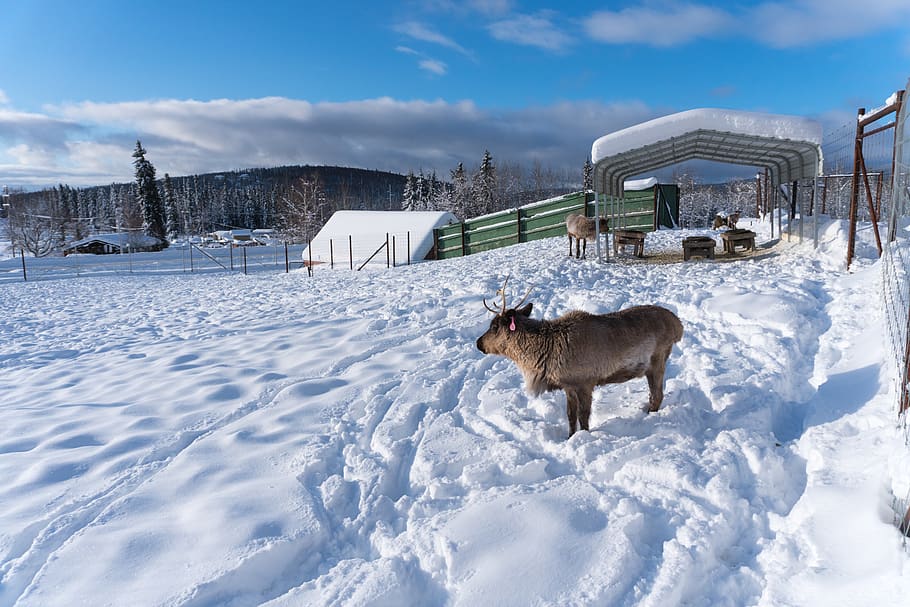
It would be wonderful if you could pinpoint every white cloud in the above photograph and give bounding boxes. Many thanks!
[746,0,910,47]
[0,89,9,106]
[1,96,664,187]
[419,59,448,75]
[584,3,731,46]
[582,0,910,48]
[488,12,573,52]
[394,21,471,56]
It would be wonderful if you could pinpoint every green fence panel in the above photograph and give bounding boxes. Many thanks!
[432,187,676,259]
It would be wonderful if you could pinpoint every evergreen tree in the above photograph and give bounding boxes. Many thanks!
[163,173,180,241]
[450,162,471,219]
[401,171,417,211]
[473,150,498,216]
[132,140,167,243]
[583,159,593,192]
[425,171,440,211]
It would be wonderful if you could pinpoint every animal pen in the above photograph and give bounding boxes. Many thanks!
[432,185,678,260]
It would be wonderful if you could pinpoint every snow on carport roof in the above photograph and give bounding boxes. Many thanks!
[592,108,823,197]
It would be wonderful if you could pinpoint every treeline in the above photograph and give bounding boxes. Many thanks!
[5,146,589,256]
[4,164,408,256]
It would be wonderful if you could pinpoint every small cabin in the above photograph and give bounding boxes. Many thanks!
[63,233,165,255]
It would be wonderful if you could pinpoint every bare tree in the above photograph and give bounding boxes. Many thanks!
[6,190,58,257]
[278,175,327,242]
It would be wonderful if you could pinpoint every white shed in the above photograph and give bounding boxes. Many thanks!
[303,210,458,269]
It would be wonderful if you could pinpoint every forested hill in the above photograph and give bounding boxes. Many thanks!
[4,165,408,249]
[177,165,407,212]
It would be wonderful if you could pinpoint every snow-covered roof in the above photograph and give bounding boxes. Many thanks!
[624,177,659,191]
[592,108,824,196]
[304,210,458,267]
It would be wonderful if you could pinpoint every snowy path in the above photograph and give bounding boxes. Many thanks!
[2,220,909,606]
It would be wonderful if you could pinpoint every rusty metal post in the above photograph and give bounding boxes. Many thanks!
[858,152,883,256]
[846,107,865,270]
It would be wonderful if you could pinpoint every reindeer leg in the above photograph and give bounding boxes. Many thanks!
[565,389,579,436]
[577,387,593,431]
[581,239,586,259]
[568,235,573,257]
[645,349,671,412]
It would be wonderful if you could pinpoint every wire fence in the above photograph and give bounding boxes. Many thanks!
[0,242,309,284]
[874,83,910,538]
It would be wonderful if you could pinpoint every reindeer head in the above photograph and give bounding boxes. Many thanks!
[476,276,533,355]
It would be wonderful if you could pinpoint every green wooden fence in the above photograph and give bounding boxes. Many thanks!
[433,192,593,260]
[433,186,678,259]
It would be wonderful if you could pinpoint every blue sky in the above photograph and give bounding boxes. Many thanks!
[1,0,908,187]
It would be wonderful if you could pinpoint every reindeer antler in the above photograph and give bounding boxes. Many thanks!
[483,275,510,314]
[483,276,532,314]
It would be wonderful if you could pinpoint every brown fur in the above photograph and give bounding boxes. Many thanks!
[477,302,683,437]
[565,213,607,259]
[713,212,740,230]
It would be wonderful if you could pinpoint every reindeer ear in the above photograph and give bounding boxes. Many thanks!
[516,303,533,317]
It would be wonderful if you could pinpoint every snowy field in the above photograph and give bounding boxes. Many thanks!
[2,217,910,606]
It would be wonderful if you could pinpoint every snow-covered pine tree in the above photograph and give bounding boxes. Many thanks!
[132,140,167,244]
[402,171,417,211]
[425,171,440,211]
[473,150,497,216]
[163,173,180,242]
[583,159,593,192]
[450,162,470,219]
[415,170,427,211]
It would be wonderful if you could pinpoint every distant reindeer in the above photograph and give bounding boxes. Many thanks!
[565,213,607,259]
[476,278,684,437]
[712,212,741,230]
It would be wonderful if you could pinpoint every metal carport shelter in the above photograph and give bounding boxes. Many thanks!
[590,108,824,260]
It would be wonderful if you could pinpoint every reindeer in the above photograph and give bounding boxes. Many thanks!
[476,278,683,437]
[726,212,740,229]
[565,213,607,259]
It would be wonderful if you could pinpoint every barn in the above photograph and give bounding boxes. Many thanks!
[303,210,458,269]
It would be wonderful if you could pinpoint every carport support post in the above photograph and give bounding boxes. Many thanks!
[812,177,820,248]
[594,190,602,261]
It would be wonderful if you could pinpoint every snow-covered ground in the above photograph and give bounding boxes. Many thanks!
[2,216,910,606]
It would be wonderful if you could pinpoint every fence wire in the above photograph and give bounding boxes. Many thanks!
[877,84,910,541]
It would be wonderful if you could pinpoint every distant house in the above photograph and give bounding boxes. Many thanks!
[63,233,165,255]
